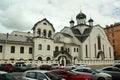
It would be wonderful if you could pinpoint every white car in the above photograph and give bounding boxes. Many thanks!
[51,63,60,69]
[71,67,112,80]
[75,64,87,68]
[63,64,76,70]
[22,70,65,80]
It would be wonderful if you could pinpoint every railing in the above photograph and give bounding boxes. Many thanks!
[0,59,114,66]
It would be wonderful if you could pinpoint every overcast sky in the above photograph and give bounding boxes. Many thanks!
[0,0,120,33]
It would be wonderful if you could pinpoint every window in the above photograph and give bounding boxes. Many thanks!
[37,29,41,36]
[0,45,2,53]
[61,47,64,51]
[112,39,115,43]
[55,46,59,51]
[48,30,52,38]
[38,44,42,50]
[46,57,51,61]
[11,46,15,53]
[109,47,111,58]
[97,36,101,50]
[94,44,96,57]
[26,72,36,79]
[43,22,47,25]
[20,47,24,53]
[77,48,79,52]
[86,45,88,58]
[47,45,50,50]
[37,72,47,80]
[74,48,76,52]
[29,47,32,54]
[43,29,46,37]
[68,48,70,52]
[38,57,42,61]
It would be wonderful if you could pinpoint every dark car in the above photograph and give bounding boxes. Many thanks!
[14,62,27,72]
[99,66,120,80]
[39,64,52,70]
[0,64,14,72]
[0,71,17,80]
[51,69,93,80]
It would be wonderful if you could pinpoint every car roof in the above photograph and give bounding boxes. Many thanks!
[0,71,8,74]
[25,70,50,73]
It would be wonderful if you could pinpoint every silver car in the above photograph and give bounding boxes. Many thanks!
[71,67,112,80]
[22,70,66,80]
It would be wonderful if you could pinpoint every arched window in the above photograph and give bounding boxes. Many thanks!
[37,29,41,36]
[97,36,101,50]
[38,57,42,61]
[48,30,52,38]
[55,46,59,51]
[61,47,64,51]
[47,45,50,50]
[46,57,51,61]
[43,29,47,37]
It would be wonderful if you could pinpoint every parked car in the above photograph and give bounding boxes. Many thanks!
[51,69,93,80]
[0,63,14,72]
[0,71,17,80]
[113,63,120,69]
[39,64,52,70]
[71,67,112,80]
[14,62,27,72]
[75,63,87,68]
[63,64,76,70]
[98,66,120,80]
[22,70,66,80]
[51,64,60,69]
[27,64,37,70]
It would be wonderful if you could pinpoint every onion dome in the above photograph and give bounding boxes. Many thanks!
[88,18,93,22]
[76,12,86,19]
[69,19,74,23]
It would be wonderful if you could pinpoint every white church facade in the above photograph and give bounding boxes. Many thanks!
[0,11,114,66]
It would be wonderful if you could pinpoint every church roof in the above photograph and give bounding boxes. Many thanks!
[0,33,33,44]
[61,33,73,38]
[76,12,86,19]
[71,26,93,43]
[32,18,55,32]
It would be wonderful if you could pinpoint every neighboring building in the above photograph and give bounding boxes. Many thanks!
[104,23,120,60]
[0,11,114,66]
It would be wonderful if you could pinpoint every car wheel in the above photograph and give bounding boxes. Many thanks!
[98,77,105,80]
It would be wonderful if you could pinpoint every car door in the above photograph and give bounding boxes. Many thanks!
[53,71,70,80]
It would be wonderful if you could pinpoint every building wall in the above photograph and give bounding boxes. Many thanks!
[105,24,120,60]
[0,42,33,60]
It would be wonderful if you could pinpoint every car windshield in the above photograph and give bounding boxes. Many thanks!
[46,72,62,80]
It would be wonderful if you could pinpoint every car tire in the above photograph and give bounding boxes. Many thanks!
[98,77,105,80]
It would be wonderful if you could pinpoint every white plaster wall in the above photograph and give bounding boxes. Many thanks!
[34,20,55,38]
[2,43,33,60]
[33,38,54,60]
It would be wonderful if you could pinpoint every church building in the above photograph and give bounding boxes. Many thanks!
[0,11,114,65]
